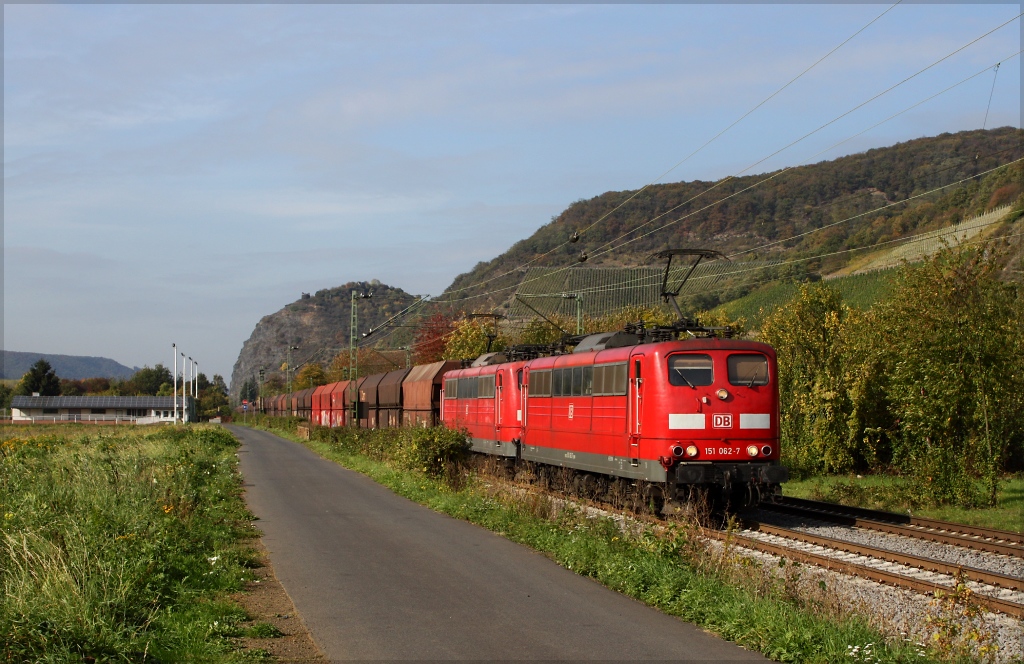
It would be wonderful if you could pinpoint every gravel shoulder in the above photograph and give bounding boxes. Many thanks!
[230,537,326,662]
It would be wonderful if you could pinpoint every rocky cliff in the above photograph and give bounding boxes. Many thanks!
[230,281,417,401]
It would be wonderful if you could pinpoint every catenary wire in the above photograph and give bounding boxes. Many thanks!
[436,19,1022,306]
[582,31,1024,262]
[434,3,904,301]
[436,49,1023,306]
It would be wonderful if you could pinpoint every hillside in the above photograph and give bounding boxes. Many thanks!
[440,127,1023,313]
[2,351,138,381]
[230,281,417,400]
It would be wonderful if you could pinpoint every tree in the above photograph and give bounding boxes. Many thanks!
[198,373,230,419]
[442,319,508,360]
[412,313,455,365]
[294,364,327,390]
[326,352,351,383]
[869,244,1023,506]
[239,377,259,403]
[759,284,855,475]
[211,374,228,395]
[15,359,61,396]
[122,364,173,396]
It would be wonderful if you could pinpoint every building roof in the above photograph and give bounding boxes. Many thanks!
[11,395,189,409]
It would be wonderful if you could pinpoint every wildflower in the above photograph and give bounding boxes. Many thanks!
[208,556,220,564]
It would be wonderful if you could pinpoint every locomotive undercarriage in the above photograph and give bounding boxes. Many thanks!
[469,452,785,515]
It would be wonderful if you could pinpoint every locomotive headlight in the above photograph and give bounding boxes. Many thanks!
[746,445,759,457]
[761,445,772,456]
[685,445,699,458]
[717,388,729,400]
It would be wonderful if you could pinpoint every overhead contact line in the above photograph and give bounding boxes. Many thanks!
[433,3,905,301]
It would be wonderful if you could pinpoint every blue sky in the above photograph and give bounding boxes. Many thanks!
[3,3,1021,382]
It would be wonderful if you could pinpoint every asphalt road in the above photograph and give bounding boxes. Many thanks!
[228,425,766,661]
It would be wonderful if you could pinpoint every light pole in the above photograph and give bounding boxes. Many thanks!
[172,343,178,423]
[181,352,186,422]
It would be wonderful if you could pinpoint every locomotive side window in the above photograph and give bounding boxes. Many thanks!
[457,377,479,399]
[551,369,563,396]
[728,354,769,386]
[668,354,714,387]
[593,363,627,395]
[530,370,552,397]
[444,378,457,399]
[478,375,496,398]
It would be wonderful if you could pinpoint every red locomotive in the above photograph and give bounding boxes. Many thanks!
[441,326,787,509]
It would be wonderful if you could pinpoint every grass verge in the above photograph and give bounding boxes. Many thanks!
[783,474,1024,533]
[0,424,266,662]
[244,419,964,664]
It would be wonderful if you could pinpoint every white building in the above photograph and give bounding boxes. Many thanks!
[10,395,195,424]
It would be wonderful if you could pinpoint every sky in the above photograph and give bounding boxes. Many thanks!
[3,3,1021,383]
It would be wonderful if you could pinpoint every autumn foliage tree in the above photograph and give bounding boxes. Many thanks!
[412,313,455,365]
[294,363,328,390]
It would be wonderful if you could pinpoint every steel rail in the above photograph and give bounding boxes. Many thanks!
[778,496,1024,545]
[742,519,1022,591]
[763,500,1024,558]
[706,528,1024,619]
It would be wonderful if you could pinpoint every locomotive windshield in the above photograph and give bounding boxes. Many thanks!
[728,354,769,386]
[668,354,713,387]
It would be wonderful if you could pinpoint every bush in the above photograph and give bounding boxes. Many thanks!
[309,424,470,481]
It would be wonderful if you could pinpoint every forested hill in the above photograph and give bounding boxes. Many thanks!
[230,281,417,400]
[2,351,137,380]
[440,127,1023,311]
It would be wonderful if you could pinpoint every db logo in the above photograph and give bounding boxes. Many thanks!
[712,414,733,429]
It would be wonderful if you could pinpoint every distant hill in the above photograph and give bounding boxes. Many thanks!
[230,280,418,400]
[3,351,138,381]
[440,127,1023,313]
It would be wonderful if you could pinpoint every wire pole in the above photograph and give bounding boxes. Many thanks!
[349,290,371,426]
[982,63,1000,130]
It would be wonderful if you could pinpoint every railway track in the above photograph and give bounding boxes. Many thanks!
[719,497,1024,619]
[481,468,1024,619]
[762,496,1024,557]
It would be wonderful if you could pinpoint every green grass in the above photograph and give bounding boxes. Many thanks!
[245,419,953,664]
[0,424,260,662]
[784,474,1024,533]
